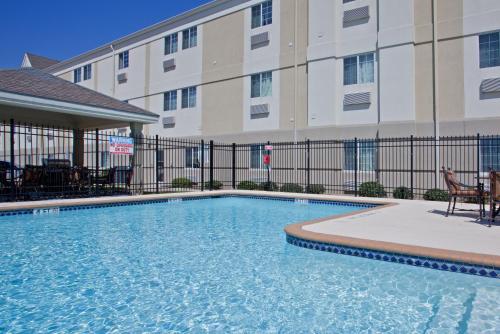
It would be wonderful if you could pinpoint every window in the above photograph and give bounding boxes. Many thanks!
[164,90,177,111]
[480,32,500,68]
[480,137,500,172]
[100,151,110,169]
[250,145,266,169]
[251,71,272,98]
[344,140,376,171]
[118,51,129,69]
[182,27,197,50]
[252,1,273,29]
[157,150,165,182]
[343,53,375,85]
[83,64,92,81]
[73,68,82,83]
[185,146,209,169]
[165,33,178,55]
[181,87,197,109]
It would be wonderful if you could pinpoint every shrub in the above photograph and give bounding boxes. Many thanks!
[423,188,449,202]
[204,180,223,190]
[280,183,303,193]
[172,177,193,189]
[306,184,326,194]
[393,186,413,200]
[258,181,279,192]
[237,180,259,190]
[358,182,387,198]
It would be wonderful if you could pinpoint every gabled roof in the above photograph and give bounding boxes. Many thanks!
[21,52,60,70]
[0,68,158,120]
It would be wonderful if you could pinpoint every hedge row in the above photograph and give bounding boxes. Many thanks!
[171,178,448,201]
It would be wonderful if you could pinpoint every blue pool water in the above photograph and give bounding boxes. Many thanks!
[1,197,500,333]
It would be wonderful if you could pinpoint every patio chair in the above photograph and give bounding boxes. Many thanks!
[94,167,117,189]
[20,165,44,199]
[490,171,500,226]
[442,167,486,218]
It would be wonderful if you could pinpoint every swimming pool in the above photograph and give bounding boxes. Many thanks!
[1,196,499,333]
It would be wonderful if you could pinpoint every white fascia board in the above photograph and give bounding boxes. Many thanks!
[0,91,159,124]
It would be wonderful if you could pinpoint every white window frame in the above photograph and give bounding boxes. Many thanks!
[181,87,197,109]
[73,68,82,83]
[83,64,92,81]
[251,1,273,29]
[164,90,178,111]
[480,137,500,174]
[182,26,198,50]
[479,32,500,69]
[185,145,209,169]
[343,140,376,172]
[343,53,375,86]
[118,51,129,69]
[251,71,272,98]
[250,144,266,170]
[164,33,178,55]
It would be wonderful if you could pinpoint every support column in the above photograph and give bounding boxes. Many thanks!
[130,122,144,195]
[72,129,84,167]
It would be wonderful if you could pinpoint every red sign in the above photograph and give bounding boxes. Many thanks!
[109,136,134,155]
[263,155,271,166]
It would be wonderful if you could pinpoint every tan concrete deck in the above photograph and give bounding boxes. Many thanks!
[1,190,499,267]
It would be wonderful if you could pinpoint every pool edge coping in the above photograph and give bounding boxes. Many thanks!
[284,207,500,271]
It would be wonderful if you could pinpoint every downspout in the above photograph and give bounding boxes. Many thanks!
[110,44,116,96]
[376,0,381,183]
[432,0,440,187]
[293,0,299,144]
[293,0,299,182]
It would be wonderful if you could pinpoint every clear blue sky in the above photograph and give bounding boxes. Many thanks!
[0,0,213,69]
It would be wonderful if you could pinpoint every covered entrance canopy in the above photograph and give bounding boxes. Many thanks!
[0,68,158,129]
[0,68,158,197]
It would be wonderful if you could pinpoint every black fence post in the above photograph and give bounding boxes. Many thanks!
[9,119,15,201]
[209,140,214,190]
[476,133,481,189]
[266,141,271,186]
[201,140,205,191]
[155,135,159,194]
[410,135,414,199]
[306,139,311,192]
[95,128,99,196]
[232,143,236,189]
[354,137,358,197]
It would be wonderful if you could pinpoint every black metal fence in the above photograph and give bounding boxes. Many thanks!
[0,119,499,202]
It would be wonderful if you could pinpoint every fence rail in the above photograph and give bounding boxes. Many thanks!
[0,119,498,202]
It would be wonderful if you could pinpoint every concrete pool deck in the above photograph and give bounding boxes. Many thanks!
[1,190,499,267]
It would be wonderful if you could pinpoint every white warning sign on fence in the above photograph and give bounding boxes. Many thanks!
[109,136,134,155]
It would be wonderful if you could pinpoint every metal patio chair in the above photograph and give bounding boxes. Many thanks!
[442,167,486,218]
[489,170,500,226]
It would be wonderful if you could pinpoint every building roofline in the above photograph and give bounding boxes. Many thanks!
[0,90,159,124]
[46,0,248,74]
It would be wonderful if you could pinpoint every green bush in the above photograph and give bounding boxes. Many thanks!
[280,183,304,193]
[204,180,223,190]
[258,181,279,192]
[306,184,326,194]
[423,188,449,202]
[393,186,413,200]
[171,177,193,189]
[358,182,387,198]
[237,181,259,190]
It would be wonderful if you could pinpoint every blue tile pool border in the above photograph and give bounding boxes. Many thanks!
[0,194,378,217]
[286,235,500,279]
